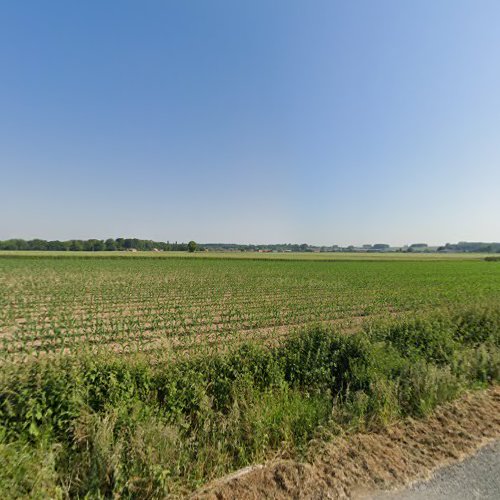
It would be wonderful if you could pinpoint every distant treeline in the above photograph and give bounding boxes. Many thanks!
[0,239,499,253]
[203,243,323,252]
[0,238,194,252]
[438,242,500,253]
[204,241,500,253]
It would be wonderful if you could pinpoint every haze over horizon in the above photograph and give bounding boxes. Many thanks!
[1,1,499,246]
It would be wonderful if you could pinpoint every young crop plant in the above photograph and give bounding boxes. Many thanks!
[0,255,499,360]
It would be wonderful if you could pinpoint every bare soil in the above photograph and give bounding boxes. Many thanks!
[193,386,500,499]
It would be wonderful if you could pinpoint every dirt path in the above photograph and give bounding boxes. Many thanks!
[193,386,500,499]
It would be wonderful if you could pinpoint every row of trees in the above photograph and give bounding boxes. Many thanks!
[203,243,320,252]
[0,238,199,252]
[2,238,498,254]
[437,242,500,253]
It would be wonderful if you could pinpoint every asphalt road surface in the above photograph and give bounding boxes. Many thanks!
[376,441,500,499]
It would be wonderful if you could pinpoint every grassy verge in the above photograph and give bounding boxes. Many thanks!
[1,305,499,498]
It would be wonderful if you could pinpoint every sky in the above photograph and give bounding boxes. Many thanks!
[1,1,499,246]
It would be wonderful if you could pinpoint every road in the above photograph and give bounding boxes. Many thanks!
[376,441,500,499]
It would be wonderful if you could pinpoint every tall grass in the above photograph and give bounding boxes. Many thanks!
[0,305,499,498]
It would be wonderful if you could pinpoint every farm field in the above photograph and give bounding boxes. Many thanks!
[0,253,499,359]
[1,252,499,497]
[0,250,495,260]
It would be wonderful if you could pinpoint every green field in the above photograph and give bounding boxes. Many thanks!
[1,252,499,497]
[0,250,494,260]
[1,252,499,359]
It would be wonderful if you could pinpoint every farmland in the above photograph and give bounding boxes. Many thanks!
[0,253,499,359]
[0,252,499,498]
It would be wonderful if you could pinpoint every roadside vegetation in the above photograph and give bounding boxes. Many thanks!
[1,304,499,498]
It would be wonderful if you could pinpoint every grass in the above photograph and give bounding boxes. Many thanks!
[0,304,498,498]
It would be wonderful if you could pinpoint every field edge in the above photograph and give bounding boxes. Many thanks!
[193,385,500,499]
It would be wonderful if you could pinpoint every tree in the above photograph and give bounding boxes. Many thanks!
[84,239,104,251]
[69,240,84,251]
[94,240,105,251]
[187,241,197,253]
[28,239,48,250]
[105,238,117,251]
[47,240,65,251]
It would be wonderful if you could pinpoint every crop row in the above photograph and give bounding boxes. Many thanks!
[1,257,499,360]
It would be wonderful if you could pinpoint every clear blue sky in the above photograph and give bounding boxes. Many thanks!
[1,1,499,246]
